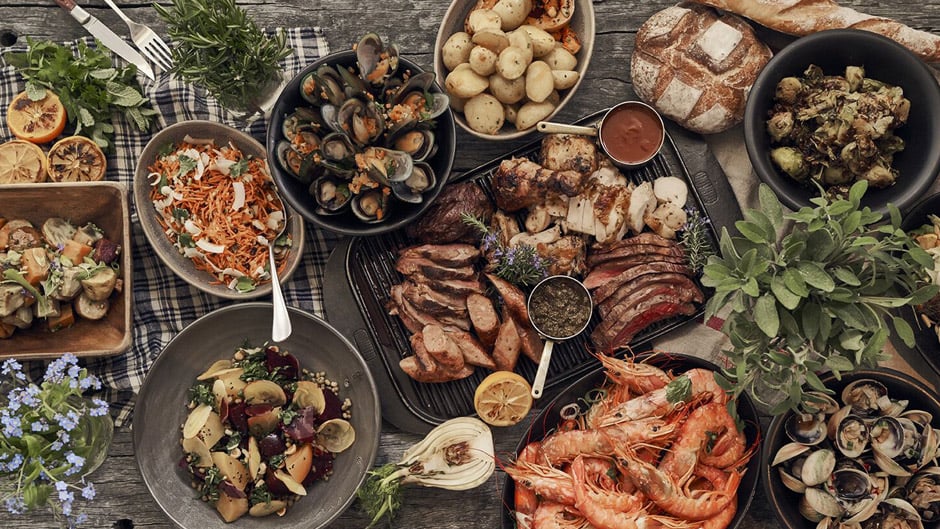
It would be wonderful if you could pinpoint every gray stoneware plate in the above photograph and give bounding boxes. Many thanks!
[134,120,305,299]
[133,303,381,529]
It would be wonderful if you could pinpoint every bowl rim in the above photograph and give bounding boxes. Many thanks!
[265,49,457,237]
[134,119,306,300]
[432,0,596,140]
[760,367,940,529]
[133,301,382,529]
[743,28,940,215]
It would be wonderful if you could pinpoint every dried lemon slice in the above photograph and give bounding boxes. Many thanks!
[473,371,533,427]
[47,136,107,182]
[0,139,48,184]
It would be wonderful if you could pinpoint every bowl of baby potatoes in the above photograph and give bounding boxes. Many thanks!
[434,0,595,140]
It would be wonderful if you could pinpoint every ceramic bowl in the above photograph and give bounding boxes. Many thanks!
[134,120,305,299]
[433,0,595,140]
[0,181,132,359]
[134,302,381,529]
[744,29,940,215]
[762,368,940,529]
[500,352,761,529]
[266,50,456,237]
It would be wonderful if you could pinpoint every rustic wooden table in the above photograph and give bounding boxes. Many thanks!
[2,0,940,527]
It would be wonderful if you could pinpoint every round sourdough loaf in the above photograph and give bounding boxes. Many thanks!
[631,3,772,134]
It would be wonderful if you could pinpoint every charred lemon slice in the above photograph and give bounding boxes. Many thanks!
[47,136,107,182]
[473,371,533,427]
[6,90,67,144]
[0,140,48,184]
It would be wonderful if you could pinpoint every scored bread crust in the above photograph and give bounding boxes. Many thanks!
[691,0,940,63]
[631,3,772,134]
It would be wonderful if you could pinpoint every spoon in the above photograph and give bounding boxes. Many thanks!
[527,275,593,399]
[266,193,292,342]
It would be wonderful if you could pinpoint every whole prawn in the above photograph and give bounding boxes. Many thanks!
[541,416,677,464]
[594,368,728,428]
[658,402,746,478]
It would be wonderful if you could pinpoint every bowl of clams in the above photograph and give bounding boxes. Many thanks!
[744,29,940,215]
[762,368,940,529]
[434,0,595,139]
[266,33,456,236]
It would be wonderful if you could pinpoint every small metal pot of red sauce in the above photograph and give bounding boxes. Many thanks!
[536,101,666,169]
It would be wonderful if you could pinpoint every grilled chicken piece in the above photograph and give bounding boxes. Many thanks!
[540,134,598,174]
[492,158,587,212]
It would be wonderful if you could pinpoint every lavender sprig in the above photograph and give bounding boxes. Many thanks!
[462,213,549,287]
[0,354,108,525]
[679,208,714,274]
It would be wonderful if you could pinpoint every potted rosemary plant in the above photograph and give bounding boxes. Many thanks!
[702,181,937,415]
[155,0,292,119]
[0,354,113,524]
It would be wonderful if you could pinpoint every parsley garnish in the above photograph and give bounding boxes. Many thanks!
[230,158,248,177]
[3,38,157,150]
[178,155,199,177]
[188,383,216,408]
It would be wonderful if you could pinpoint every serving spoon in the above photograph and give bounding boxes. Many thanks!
[267,193,292,342]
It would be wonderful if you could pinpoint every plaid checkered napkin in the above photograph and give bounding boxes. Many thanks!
[0,27,344,426]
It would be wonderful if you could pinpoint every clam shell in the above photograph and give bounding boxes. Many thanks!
[317,418,356,453]
[805,487,846,518]
[772,442,811,466]
[802,448,837,486]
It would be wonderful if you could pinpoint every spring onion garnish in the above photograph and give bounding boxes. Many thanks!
[356,417,495,528]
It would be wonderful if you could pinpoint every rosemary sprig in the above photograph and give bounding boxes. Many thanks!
[154,0,292,114]
[462,213,548,287]
[679,208,714,274]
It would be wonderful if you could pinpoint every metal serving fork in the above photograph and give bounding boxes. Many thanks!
[101,0,173,73]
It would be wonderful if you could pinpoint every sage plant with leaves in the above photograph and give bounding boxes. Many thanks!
[702,181,938,415]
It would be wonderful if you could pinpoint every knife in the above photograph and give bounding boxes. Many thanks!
[53,0,155,80]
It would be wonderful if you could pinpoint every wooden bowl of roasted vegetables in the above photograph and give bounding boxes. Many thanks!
[0,181,132,358]
[744,29,940,215]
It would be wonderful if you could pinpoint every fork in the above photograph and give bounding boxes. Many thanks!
[101,0,173,73]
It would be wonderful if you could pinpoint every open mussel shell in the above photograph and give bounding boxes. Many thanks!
[351,189,390,223]
[356,32,399,86]
[391,162,436,204]
[283,108,323,139]
[338,97,385,145]
[788,412,829,446]
[321,132,357,163]
[390,128,437,162]
[356,147,413,184]
[312,176,352,215]
[276,140,304,177]
[336,64,368,98]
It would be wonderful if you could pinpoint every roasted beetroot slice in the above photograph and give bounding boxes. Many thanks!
[245,403,274,416]
[264,468,291,496]
[283,407,318,443]
[227,401,250,434]
[218,479,247,499]
[265,347,299,381]
[320,389,344,422]
[258,433,287,459]
[304,448,335,484]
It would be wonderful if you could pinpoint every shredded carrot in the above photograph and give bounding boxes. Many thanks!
[148,141,289,291]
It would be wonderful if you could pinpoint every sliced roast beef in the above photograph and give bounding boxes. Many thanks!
[587,241,686,268]
[598,273,703,318]
[592,262,693,305]
[592,301,697,351]
[583,254,690,290]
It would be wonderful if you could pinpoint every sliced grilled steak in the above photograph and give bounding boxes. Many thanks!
[587,241,686,268]
[398,243,481,268]
[592,262,693,305]
[400,281,468,318]
[466,292,500,349]
[592,301,697,351]
[583,254,690,290]
[598,273,703,318]
[409,273,486,298]
[395,256,477,282]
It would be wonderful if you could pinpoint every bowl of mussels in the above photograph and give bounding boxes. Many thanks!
[762,368,940,529]
[266,33,457,236]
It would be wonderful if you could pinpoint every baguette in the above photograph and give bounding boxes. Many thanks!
[690,0,940,63]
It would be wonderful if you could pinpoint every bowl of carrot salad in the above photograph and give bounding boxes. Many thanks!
[134,120,305,300]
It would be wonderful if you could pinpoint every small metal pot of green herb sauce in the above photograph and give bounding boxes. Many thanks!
[527,275,593,399]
